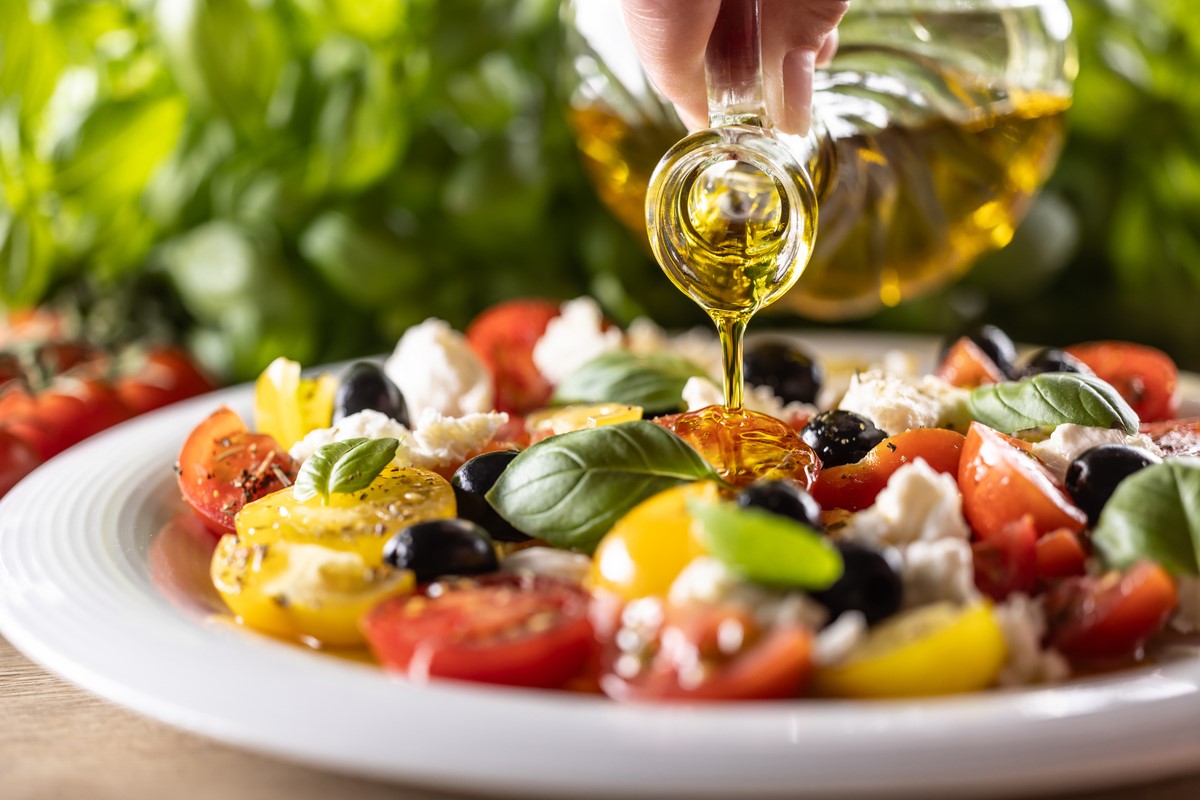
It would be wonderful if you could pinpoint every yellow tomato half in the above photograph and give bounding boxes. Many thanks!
[526,403,643,442]
[588,481,719,601]
[236,465,455,566]
[254,357,337,449]
[211,535,415,647]
[812,602,1007,698]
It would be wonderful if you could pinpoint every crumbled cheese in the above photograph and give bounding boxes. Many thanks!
[626,318,723,381]
[501,547,592,585]
[681,376,817,422]
[383,318,493,418]
[1172,576,1200,634]
[993,593,1070,687]
[839,459,971,547]
[813,611,868,667]
[288,408,507,472]
[667,557,828,630]
[838,369,970,435]
[898,538,979,608]
[1031,423,1162,482]
[532,297,623,385]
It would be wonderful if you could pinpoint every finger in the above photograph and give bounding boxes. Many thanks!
[816,28,839,67]
[621,0,722,130]
[760,0,850,134]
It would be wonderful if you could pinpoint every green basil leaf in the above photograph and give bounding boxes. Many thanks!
[689,501,843,590]
[1093,459,1200,577]
[552,351,707,411]
[968,373,1139,434]
[486,421,718,554]
[293,437,399,503]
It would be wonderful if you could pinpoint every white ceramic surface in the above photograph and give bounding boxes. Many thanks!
[3,333,1200,799]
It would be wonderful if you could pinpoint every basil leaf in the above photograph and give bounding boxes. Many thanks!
[293,437,400,503]
[689,501,843,590]
[1093,459,1200,577]
[552,351,707,411]
[486,421,718,554]
[968,373,1139,434]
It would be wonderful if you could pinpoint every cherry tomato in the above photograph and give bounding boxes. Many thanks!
[1,378,131,460]
[0,427,42,497]
[34,340,110,379]
[1035,528,1088,581]
[935,337,1007,388]
[958,422,1086,539]
[116,347,216,415]
[1046,562,1177,663]
[1139,417,1200,459]
[812,428,965,512]
[600,601,814,702]
[362,573,595,689]
[176,407,298,535]
[1065,342,1179,423]
[465,299,560,414]
[971,515,1037,601]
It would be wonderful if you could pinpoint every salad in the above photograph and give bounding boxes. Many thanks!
[174,297,1200,701]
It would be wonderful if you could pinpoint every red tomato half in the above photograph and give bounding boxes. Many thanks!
[176,407,298,535]
[116,347,216,415]
[599,602,813,702]
[972,515,1037,601]
[0,427,42,498]
[363,574,595,689]
[935,337,1007,388]
[465,299,560,414]
[1065,342,1179,423]
[1139,417,1200,459]
[958,422,1086,539]
[1047,563,1177,663]
[813,428,965,512]
[1035,529,1088,582]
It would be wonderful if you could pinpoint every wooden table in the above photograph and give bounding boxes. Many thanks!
[4,636,1199,800]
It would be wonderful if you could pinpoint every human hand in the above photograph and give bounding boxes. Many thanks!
[621,0,848,134]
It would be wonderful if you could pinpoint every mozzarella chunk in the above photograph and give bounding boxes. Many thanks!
[383,318,493,418]
[993,593,1070,686]
[840,459,971,547]
[1031,423,1162,482]
[667,557,828,630]
[838,369,970,435]
[681,376,817,422]
[898,538,980,608]
[289,410,415,465]
[532,297,623,385]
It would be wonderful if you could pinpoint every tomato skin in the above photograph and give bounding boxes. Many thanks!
[1065,342,1179,423]
[176,407,298,536]
[958,422,1087,539]
[116,347,216,415]
[1139,417,1200,459]
[0,427,42,497]
[935,337,1007,388]
[1,378,132,460]
[971,515,1037,602]
[1035,529,1088,581]
[1047,562,1177,662]
[812,428,965,512]
[599,603,814,702]
[465,299,561,414]
[362,574,596,689]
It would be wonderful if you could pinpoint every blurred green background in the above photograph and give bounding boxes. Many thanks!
[1,0,1197,380]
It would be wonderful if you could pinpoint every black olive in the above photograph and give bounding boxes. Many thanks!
[451,450,530,542]
[736,479,822,530]
[1065,444,1162,525]
[1022,348,1094,378]
[383,519,499,583]
[810,541,903,627]
[743,339,823,405]
[801,410,887,468]
[942,324,1018,379]
[334,362,409,426]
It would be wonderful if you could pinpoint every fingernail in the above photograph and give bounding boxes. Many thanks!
[781,49,816,136]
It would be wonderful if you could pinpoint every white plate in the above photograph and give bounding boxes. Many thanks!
[3,333,1200,799]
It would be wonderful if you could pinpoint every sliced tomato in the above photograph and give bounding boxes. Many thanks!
[1035,528,1088,581]
[813,428,965,512]
[0,427,42,497]
[1139,417,1200,459]
[1065,342,1179,423]
[971,515,1037,601]
[362,573,595,689]
[958,422,1087,539]
[465,299,560,414]
[176,407,298,535]
[935,337,1007,389]
[1046,562,1177,663]
[599,602,813,702]
[116,347,216,415]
